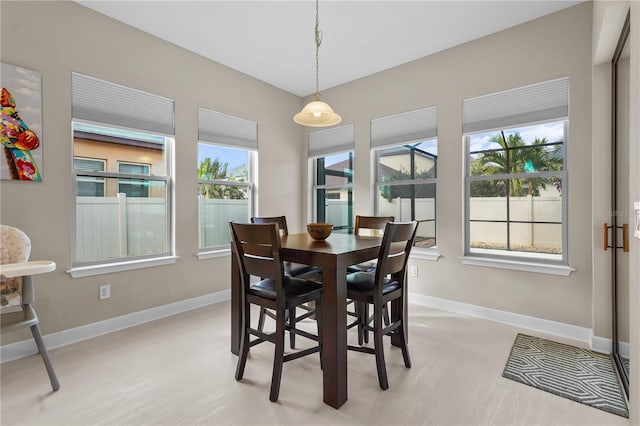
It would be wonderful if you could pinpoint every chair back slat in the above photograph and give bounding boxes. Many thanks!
[230,222,285,285]
[375,221,418,288]
[354,215,394,237]
[251,216,289,236]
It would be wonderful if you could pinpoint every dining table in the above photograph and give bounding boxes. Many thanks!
[230,231,408,409]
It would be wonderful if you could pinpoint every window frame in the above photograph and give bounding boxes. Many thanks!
[311,150,354,233]
[463,119,569,266]
[373,138,438,250]
[70,119,175,271]
[196,141,256,253]
[117,161,151,198]
[73,156,106,197]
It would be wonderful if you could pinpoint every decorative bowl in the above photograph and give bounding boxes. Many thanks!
[306,223,334,240]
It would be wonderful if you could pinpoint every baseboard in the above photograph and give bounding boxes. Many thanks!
[2,289,614,363]
[592,335,629,357]
[409,293,595,347]
[1,289,230,363]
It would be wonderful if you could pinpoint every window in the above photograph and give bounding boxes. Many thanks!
[197,108,257,251]
[71,73,174,269]
[371,107,438,248]
[117,162,151,197]
[73,157,105,197]
[463,78,568,264]
[309,124,355,233]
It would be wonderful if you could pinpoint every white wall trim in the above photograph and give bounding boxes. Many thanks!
[67,255,179,278]
[409,293,594,346]
[0,289,230,363]
[592,336,629,357]
[3,289,615,363]
[459,255,575,276]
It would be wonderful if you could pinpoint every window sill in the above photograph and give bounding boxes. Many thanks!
[410,248,441,261]
[197,248,231,260]
[67,256,178,278]
[459,255,575,276]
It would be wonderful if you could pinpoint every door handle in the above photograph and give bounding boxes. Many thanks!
[604,222,629,252]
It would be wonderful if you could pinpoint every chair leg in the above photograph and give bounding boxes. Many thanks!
[270,310,286,402]
[397,295,411,368]
[354,301,364,346]
[30,324,60,391]
[383,302,390,327]
[289,307,296,349]
[258,307,267,332]
[363,303,370,344]
[372,303,388,390]
[235,302,251,381]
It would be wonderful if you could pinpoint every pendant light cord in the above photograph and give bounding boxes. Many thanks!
[314,0,322,101]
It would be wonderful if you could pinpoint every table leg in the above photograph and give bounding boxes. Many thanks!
[321,266,348,408]
[231,244,241,355]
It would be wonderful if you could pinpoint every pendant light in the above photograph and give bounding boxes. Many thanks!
[294,0,342,127]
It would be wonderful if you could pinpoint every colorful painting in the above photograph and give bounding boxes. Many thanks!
[1,63,42,181]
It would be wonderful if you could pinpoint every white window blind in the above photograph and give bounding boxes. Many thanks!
[71,73,175,136]
[198,107,257,150]
[463,77,569,134]
[371,106,437,149]
[308,124,355,158]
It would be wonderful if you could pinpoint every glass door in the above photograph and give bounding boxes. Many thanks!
[611,11,631,397]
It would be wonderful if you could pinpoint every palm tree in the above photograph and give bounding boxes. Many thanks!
[470,132,563,197]
[198,157,246,200]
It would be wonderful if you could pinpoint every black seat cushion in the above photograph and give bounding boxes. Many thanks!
[285,262,315,277]
[346,272,399,295]
[249,276,322,300]
[347,261,377,274]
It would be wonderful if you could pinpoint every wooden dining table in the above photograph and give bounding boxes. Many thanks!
[230,231,407,408]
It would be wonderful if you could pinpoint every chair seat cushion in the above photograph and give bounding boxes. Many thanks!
[249,276,322,301]
[347,261,377,274]
[346,272,399,295]
[285,262,317,277]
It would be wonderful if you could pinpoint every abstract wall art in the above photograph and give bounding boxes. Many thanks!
[1,63,43,181]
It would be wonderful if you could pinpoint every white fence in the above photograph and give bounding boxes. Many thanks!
[76,195,562,261]
[328,195,562,247]
[198,196,248,248]
[76,195,167,262]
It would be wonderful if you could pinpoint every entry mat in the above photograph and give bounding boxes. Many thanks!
[502,333,628,418]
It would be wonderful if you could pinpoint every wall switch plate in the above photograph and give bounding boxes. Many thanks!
[409,265,418,278]
[99,284,111,300]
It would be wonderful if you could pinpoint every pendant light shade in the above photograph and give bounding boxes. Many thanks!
[294,0,341,127]
[294,98,342,127]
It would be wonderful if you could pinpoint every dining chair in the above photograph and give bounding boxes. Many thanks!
[0,225,60,391]
[251,216,322,348]
[346,221,417,390]
[348,215,394,344]
[230,221,323,402]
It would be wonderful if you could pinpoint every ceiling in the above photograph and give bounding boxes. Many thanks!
[75,1,583,97]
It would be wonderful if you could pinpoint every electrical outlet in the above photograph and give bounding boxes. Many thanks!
[409,265,418,278]
[99,284,111,300]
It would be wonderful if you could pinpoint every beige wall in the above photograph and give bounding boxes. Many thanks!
[303,3,595,327]
[0,1,304,343]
